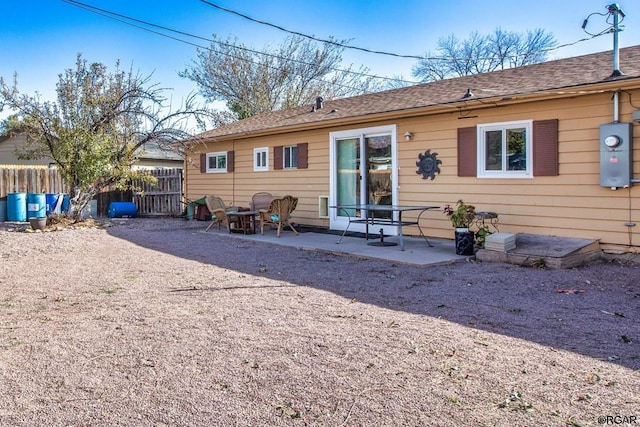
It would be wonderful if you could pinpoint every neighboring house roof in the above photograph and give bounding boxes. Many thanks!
[0,135,182,167]
[0,133,54,166]
[137,141,183,162]
[199,45,640,141]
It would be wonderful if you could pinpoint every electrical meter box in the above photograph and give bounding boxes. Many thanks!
[600,122,633,188]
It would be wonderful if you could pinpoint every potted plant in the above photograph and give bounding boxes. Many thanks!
[444,200,476,255]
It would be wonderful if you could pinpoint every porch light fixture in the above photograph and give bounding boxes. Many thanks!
[404,131,413,141]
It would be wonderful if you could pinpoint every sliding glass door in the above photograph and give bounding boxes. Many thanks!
[329,125,397,233]
[335,137,360,217]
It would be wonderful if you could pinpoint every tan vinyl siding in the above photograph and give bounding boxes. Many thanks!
[185,88,640,249]
[400,92,638,246]
[185,131,332,226]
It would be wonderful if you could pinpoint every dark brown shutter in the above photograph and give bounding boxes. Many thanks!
[297,143,308,169]
[457,126,477,177]
[533,119,559,176]
[200,153,206,173]
[274,145,283,170]
[227,150,235,172]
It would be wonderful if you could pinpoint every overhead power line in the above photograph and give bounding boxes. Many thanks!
[61,0,419,86]
[61,0,612,97]
[199,0,427,60]
[198,0,608,61]
[61,0,210,50]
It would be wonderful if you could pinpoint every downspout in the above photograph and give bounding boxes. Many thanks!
[232,138,236,206]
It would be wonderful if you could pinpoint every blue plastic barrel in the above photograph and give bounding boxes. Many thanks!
[0,199,7,222]
[27,193,46,219]
[46,193,62,216]
[61,194,70,214]
[7,193,27,222]
[108,201,138,218]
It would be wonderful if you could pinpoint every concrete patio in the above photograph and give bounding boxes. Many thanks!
[203,226,467,267]
[202,225,611,268]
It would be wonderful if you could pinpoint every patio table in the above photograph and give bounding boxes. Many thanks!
[330,204,440,250]
[228,210,257,235]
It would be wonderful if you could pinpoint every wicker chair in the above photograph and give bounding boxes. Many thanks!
[250,192,273,212]
[204,195,235,232]
[259,195,299,237]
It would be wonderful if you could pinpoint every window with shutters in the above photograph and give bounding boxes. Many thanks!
[274,143,307,170]
[205,151,227,173]
[283,145,298,169]
[477,120,533,178]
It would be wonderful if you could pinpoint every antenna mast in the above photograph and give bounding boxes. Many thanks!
[607,3,625,77]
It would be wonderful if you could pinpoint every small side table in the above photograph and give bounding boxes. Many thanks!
[475,211,499,232]
[228,211,257,234]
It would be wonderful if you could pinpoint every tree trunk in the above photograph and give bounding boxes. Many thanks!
[68,187,95,222]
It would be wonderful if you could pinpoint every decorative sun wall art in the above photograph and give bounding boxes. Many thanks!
[416,149,442,180]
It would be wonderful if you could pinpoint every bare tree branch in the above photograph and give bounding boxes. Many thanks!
[413,28,556,82]
[180,34,381,119]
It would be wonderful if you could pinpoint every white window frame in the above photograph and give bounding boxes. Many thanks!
[254,147,269,171]
[477,120,533,178]
[205,151,227,173]
[283,145,298,169]
[328,124,398,235]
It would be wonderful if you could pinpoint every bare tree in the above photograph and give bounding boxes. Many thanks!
[0,54,209,221]
[412,28,556,82]
[180,35,381,119]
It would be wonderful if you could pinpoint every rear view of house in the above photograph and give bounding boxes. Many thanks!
[185,46,640,254]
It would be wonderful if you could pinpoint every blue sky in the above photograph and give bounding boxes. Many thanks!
[2,0,639,122]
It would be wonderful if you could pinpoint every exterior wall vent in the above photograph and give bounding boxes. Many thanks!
[318,195,329,218]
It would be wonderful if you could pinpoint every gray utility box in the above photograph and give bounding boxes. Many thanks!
[600,122,633,188]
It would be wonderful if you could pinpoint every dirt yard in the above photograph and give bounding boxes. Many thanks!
[0,218,638,426]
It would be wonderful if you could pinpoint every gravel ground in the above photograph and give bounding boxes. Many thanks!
[0,218,638,426]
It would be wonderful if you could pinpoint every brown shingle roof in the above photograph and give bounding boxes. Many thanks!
[199,46,640,140]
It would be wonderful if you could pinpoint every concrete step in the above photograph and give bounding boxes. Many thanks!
[475,233,601,269]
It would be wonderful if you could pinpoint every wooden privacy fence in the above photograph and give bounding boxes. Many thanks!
[1,166,183,217]
[0,166,68,198]
[131,168,183,216]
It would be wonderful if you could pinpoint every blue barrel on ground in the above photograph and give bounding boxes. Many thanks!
[7,193,27,222]
[0,199,7,222]
[27,193,46,219]
[46,193,62,216]
[108,201,138,218]
[61,194,70,213]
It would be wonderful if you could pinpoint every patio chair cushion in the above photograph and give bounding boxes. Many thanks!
[259,195,299,237]
[212,210,236,220]
[204,195,235,232]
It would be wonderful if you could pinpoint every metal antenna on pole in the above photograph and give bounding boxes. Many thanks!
[581,3,626,77]
[607,3,625,77]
